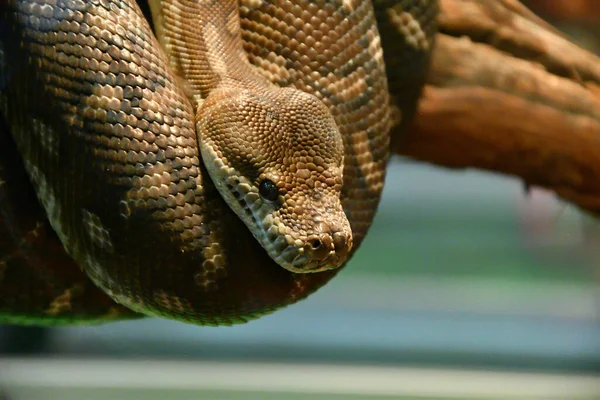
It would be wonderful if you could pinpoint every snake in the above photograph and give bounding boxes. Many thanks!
[0,0,438,326]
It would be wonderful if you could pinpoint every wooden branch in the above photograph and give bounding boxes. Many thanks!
[396,0,600,214]
[523,0,600,24]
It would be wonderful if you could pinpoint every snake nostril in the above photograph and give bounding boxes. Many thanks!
[305,232,348,262]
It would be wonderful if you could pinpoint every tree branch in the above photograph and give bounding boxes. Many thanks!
[523,0,600,24]
[395,0,600,214]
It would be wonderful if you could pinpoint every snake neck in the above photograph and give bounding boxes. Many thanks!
[148,0,270,105]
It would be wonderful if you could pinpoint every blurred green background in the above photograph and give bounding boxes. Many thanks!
[2,160,599,399]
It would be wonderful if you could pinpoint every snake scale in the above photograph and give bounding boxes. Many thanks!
[0,0,437,326]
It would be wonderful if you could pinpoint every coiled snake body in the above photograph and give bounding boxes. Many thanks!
[0,0,437,325]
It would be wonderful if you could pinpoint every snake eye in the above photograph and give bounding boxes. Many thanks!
[259,179,279,202]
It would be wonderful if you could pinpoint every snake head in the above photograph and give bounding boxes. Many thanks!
[197,87,352,273]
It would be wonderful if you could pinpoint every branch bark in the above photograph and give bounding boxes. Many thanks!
[395,0,600,214]
[523,0,600,24]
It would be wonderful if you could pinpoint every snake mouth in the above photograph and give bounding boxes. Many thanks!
[275,246,341,273]
[268,230,351,273]
[296,252,344,273]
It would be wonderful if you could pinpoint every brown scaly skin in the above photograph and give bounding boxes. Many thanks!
[0,0,438,326]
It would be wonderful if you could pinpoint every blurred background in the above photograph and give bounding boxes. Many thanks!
[1,1,600,399]
[2,159,598,399]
